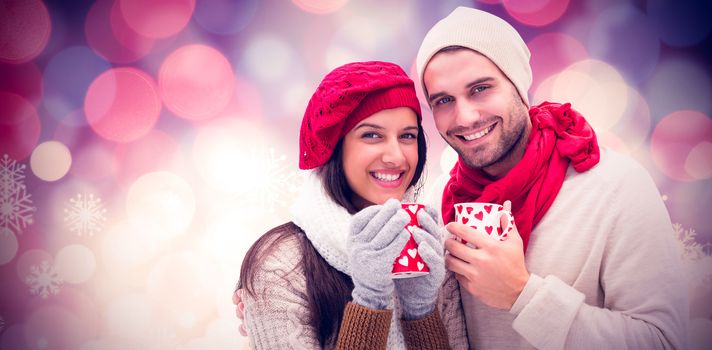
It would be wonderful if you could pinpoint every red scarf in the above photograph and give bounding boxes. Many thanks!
[441,102,600,253]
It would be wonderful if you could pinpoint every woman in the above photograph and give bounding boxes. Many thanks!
[237,61,467,349]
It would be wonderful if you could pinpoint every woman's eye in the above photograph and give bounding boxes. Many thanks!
[401,133,417,139]
[361,132,380,139]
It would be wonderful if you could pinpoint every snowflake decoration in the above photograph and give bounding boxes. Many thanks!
[231,147,302,213]
[25,260,63,299]
[0,154,35,235]
[64,193,108,236]
[672,223,707,261]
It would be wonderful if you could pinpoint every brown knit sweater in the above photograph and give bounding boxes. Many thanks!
[336,303,451,349]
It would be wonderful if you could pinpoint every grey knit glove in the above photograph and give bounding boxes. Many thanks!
[348,198,411,310]
[394,206,446,320]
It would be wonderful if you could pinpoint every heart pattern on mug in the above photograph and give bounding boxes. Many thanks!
[407,248,417,258]
[454,203,514,242]
[408,205,419,214]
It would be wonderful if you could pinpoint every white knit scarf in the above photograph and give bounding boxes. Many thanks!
[290,170,354,275]
[289,170,416,349]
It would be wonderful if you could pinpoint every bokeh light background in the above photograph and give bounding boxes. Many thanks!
[1,0,711,348]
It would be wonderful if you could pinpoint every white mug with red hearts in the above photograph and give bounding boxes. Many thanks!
[454,202,514,241]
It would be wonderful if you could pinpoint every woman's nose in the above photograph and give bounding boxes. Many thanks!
[381,138,406,165]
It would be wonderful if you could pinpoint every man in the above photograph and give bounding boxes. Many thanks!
[234,6,689,349]
[417,6,688,349]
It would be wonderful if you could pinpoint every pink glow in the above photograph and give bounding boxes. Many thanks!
[611,87,652,152]
[0,62,43,105]
[302,19,335,73]
[193,0,258,35]
[113,130,179,187]
[651,110,712,182]
[118,0,195,39]
[596,130,630,155]
[85,0,155,64]
[0,92,41,160]
[52,110,88,150]
[24,306,93,349]
[40,287,100,330]
[503,0,570,27]
[84,68,161,143]
[527,32,588,90]
[69,140,118,181]
[110,0,154,52]
[0,0,51,64]
[232,79,264,120]
[191,78,264,126]
[291,0,349,15]
[159,45,235,121]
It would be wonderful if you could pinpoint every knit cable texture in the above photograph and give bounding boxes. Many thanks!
[336,303,393,349]
[401,309,451,350]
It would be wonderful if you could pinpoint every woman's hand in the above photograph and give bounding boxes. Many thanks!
[394,206,446,320]
[348,198,411,310]
[232,288,248,336]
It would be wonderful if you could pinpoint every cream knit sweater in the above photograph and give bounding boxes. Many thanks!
[427,147,689,349]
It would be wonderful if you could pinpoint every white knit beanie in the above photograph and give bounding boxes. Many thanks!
[416,6,532,106]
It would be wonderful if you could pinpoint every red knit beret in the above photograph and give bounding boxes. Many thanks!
[299,61,422,169]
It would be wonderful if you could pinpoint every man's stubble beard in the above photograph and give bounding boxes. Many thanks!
[449,97,529,170]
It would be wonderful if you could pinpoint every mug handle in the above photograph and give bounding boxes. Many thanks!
[495,210,515,241]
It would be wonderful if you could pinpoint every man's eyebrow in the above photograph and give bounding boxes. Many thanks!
[428,92,447,104]
[466,77,495,89]
[427,77,496,104]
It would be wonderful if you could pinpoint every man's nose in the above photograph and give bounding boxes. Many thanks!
[454,99,481,127]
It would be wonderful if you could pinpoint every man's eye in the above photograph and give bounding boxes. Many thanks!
[435,96,453,105]
[472,85,489,94]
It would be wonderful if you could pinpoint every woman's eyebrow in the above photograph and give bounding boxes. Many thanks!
[353,123,384,130]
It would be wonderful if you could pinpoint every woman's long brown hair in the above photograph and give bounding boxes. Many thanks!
[238,123,426,347]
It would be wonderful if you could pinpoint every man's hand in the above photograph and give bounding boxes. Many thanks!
[444,200,530,310]
[232,289,248,336]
